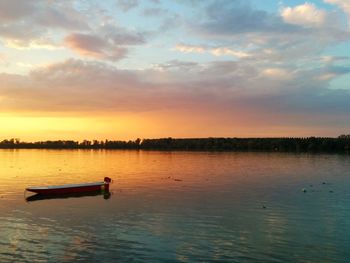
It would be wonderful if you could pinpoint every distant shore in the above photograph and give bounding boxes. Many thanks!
[1,136,350,152]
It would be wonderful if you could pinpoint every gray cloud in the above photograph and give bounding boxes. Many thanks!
[183,0,350,65]
[33,3,88,30]
[1,58,350,122]
[0,23,43,42]
[0,0,35,21]
[0,0,89,47]
[198,0,299,35]
[100,24,146,45]
[63,23,148,61]
[0,1,148,59]
[0,1,88,29]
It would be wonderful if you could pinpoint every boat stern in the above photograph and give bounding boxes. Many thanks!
[103,177,112,191]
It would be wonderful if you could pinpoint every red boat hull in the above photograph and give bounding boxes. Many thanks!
[26,178,112,195]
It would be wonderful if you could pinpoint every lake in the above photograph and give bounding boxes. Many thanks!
[0,150,349,262]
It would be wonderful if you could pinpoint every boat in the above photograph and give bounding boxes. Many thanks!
[26,177,112,195]
[26,190,111,202]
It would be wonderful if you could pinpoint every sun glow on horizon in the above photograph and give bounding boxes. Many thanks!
[1,0,350,137]
[1,109,347,142]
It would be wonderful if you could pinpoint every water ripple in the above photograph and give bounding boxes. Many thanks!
[1,151,350,262]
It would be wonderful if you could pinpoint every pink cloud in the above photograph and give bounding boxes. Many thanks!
[64,33,127,61]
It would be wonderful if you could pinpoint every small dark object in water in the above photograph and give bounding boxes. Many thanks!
[322,182,326,185]
[329,190,334,193]
[174,179,182,182]
[302,188,307,193]
[262,205,266,209]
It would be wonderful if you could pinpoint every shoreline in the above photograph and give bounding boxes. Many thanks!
[1,136,350,153]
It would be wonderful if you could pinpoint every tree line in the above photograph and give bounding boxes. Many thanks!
[1,136,350,152]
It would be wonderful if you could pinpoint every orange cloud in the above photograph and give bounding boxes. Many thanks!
[1,58,350,140]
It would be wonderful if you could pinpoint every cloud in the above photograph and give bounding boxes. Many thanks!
[1,57,350,137]
[0,1,88,29]
[0,58,349,118]
[186,0,349,66]
[117,0,139,12]
[175,44,206,53]
[211,47,251,58]
[100,25,146,45]
[1,0,350,135]
[63,24,147,61]
[324,0,350,22]
[0,0,35,22]
[195,0,299,36]
[175,44,251,58]
[262,68,293,80]
[0,23,44,44]
[281,3,329,27]
[64,33,127,61]
[0,1,148,61]
[4,38,63,50]
[0,1,88,48]
[152,60,199,71]
[0,60,141,112]
[33,3,88,31]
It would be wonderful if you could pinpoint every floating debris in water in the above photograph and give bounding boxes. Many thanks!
[329,190,334,193]
[174,179,182,182]
[262,205,266,209]
[302,188,307,193]
[322,182,326,185]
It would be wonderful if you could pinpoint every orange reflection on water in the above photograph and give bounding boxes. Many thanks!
[0,150,235,199]
[0,150,349,262]
[0,149,308,202]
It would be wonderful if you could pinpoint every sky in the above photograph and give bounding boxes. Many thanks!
[1,0,350,141]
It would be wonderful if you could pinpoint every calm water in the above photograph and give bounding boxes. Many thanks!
[0,150,350,262]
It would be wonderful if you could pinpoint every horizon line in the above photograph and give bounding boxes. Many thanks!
[2,135,350,144]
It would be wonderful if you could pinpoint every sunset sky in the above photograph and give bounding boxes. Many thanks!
[1,0,350,141]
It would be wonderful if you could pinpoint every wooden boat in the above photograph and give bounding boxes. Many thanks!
[26,177,112,195]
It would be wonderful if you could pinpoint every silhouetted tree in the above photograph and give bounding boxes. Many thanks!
[0,135,349,152]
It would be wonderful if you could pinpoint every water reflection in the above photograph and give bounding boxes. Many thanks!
[25,190,112,202]
[1,150,350,262]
